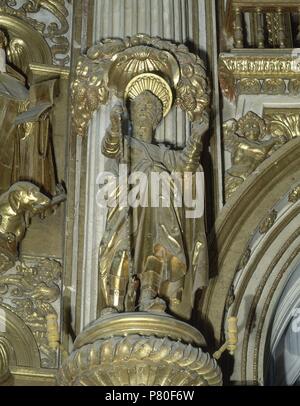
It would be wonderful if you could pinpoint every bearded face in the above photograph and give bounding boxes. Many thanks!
[130,91,163,141]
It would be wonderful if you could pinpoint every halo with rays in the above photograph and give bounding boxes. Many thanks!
[125,73,173,117]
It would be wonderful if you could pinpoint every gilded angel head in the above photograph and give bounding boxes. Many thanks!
[238,112,266,141]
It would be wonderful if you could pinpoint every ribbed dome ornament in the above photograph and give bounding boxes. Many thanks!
[58,313,222,386]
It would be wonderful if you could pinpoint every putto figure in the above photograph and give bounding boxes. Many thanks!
[98,73,209,320]
[224,111,284,199]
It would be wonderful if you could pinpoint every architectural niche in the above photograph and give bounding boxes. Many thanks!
[59,34,224,387]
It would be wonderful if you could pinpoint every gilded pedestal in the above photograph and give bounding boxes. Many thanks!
[58,313,222,386]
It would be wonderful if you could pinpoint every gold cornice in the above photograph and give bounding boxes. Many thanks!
[220,54,300,77]
[219,53,300,100]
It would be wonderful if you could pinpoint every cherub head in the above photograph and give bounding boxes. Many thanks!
[130,91,163,143]
[238,112,266,141]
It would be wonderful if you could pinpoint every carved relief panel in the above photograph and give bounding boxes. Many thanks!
[0,3,72,380]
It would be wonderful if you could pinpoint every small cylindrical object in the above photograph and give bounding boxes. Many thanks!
[227,317,238,354]
[46,314,60,350]
[277,8,286,48]
[256,8,265,48]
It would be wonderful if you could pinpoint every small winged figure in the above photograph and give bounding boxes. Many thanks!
[224,112,283,199]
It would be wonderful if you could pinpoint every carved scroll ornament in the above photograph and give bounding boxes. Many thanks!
[0,0,71,65]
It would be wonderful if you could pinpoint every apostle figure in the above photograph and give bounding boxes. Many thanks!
[98,73,209,321]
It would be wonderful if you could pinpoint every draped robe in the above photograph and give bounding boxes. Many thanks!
[99,135,208,320]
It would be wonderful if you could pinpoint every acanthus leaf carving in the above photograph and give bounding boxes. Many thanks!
[0,258,62,368]
[264,111,300,140]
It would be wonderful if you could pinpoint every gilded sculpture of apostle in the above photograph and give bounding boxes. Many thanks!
[98,74,209,321]
[0,29,57,196]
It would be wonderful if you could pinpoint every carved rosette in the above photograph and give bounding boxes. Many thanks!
[58,313,222,386]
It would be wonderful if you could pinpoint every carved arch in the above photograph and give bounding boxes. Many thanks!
[0,305,41,368]
[200,137,300,380]
[0,15,52,76]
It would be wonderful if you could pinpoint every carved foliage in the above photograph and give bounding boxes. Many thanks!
[259,209,278,234]
[72,35,211,137]
[0,258,62,368]
[219,56,300,100]
[264,111,300,140]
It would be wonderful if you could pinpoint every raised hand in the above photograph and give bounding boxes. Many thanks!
[110,105,124,134]
[191,112,209,138]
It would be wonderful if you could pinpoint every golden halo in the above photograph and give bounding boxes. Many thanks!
[125,73,173,117]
